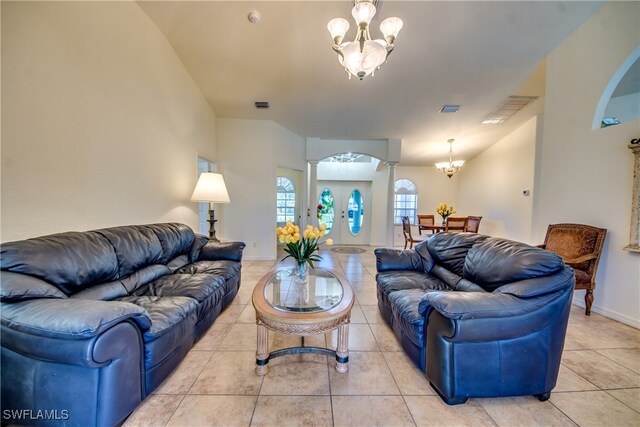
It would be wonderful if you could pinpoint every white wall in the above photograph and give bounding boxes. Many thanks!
[1,2,217,242]
[457,116,540,243]
[393,166,459,246]
[537,1,640,327]
[217,119,306,260]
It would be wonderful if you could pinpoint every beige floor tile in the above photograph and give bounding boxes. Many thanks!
[237,304,257,324]
[383,352,436,396]
[153,351,213,395]
[260,354,330,395]
[219,323,257,350]
[189,351,262,395]
[554,364,599,392]
[349,304,367,323]
[564,320,640,350]
[166,395,256,427]
[329,351,400,395]
[562,350,640,389]
[326,323,379,351]
[192,322,233,351]
[404,396,496,427]
[362,305,386,324]
[550,391,640,426]
[606,388,640,413]
[251,395,332,427]
[370,323,403,351]
[354,290,378,305]
[231,289,254,305]
[123,394,183,427]
[595,348,640,374]
[477,396,576,426]
[216,304,246,323]
[332,395,416,427]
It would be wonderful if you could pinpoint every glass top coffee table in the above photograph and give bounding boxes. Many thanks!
[251,266,354,375]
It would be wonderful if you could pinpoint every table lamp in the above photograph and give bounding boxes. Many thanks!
[190,172,230,242]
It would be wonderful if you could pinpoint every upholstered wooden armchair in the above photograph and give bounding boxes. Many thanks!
[401,216,426,249]
[539,223,607,315]
[417,214,435,235]
[445,216,468,233]
[466,216,483,233]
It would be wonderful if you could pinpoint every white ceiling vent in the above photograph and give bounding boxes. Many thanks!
[481,96,538,124]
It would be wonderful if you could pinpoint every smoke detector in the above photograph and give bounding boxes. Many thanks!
[248,11,261,23]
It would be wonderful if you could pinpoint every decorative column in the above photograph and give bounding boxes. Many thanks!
[625,144,640,252]
[309,161,319,227]
[385,161,398,247]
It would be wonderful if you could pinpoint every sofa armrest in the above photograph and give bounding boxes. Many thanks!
[374,248,423,272]
[1,299,151,340]
[197,241,246,262]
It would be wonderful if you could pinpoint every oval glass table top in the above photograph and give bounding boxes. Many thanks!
[264,268,344,313]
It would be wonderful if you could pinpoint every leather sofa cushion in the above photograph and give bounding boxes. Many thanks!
[117,295,198,368]
[429,265,462,289]
[427,233,489,276]
[463,237,564,292]
[176,260,241,281]
[377,271,449,296]
[145,223,195,264]
[1,231,119,295]
[166,255,191,273]
[120,265,172,294]
[389,289,429,349]
[117,295,197,340]
[71,280,128,301]
[132,274,226,303]
[1,272,68,302]
[95,226,164,278]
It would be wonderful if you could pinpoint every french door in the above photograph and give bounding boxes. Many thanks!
[317,181,371,245]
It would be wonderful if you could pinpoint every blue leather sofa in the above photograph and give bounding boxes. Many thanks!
[0,223,245,426]
[375,232,574,404]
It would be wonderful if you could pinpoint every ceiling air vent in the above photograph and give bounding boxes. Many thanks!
[440,105,460,113]
[255,101,269,109]
[481,96,538,124]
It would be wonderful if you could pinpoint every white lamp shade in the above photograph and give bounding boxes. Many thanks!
[380,17,403,42]
[339,40,387,79]
[328,18,350,43]
[351,1,376,26]
[190,172,230,203]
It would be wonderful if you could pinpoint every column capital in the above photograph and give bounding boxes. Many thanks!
[384,161,399,168]
[308,160,320,166]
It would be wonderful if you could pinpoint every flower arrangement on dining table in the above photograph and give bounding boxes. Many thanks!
[436,203,456,225]
[276,222,333,275]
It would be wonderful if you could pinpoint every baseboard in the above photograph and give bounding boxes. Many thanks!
[244,256,276,261]
[572,295,640,329]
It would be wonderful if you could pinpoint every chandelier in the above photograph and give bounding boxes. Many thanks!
[435,139,465,178]
[327,0,403,80]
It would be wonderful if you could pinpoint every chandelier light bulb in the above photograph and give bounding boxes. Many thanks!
[380,17,403,44]
[351,1,377,26]
[327,18,350,44]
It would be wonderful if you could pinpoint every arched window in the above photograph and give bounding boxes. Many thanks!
[394,179,418,224]
[276,177,296,226]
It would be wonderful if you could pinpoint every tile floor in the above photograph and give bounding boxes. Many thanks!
[125,246,640,427]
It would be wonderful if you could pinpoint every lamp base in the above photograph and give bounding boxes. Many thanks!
[208,208,220,243]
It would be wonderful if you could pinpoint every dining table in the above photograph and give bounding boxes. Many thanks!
[419,224,446,234]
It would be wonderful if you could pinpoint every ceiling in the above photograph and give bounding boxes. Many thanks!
[139,1,603,165]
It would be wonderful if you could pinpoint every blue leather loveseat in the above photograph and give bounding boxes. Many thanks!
[1,223,245,426]
[375,232,574,404]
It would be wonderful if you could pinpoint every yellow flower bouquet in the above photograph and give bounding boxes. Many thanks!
[276,222,333,272]
[436,203,457,224]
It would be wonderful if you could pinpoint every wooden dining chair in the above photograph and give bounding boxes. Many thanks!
[466,216,483,233]
[401,216,427,249]
[417,214,435,235]
[445,216,468,233]
[539,223,607,315]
